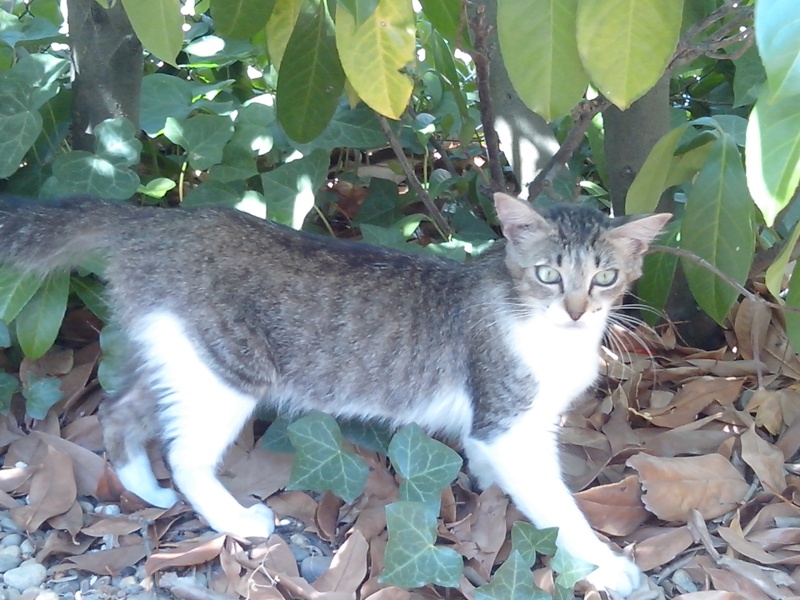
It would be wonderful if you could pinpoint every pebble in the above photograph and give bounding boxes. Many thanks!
[3,562,46,591]
[33,592,57,600]
[18,542,33,557]
[0,518,22,534]
[300,555,331,583]
[1,535,22,547]
[0,549,22,574]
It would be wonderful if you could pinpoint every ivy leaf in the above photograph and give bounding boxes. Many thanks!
[682,134,755,323]
[339,419,392,454]
[44,151,140,200]
[138,177,177,200]
[475,550,551,600]
[257,415,295,453]
[0,266,44,324]
[94,117,142,168]
[354,177,405,226]
[15,271,69,360]
[0,77,43,178]
[140,74,195,136]
[388,424,462,505]
[291,104,385,153]
[164,114,235,171]
[510,522,559,566]
[259,149,329,228]
[287,412,369,503]
[577,0,683,110]
[551,546,596,589]
[0,373,19,414]
[22,375,63,420]
[380,501,463,588]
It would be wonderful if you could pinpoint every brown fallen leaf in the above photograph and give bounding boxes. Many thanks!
[740,425,787,494]
[60,542,149,575]
[12,443,77,531]
[145,534,226,575]
[644,378,743,429]
[631,526,694,571]
[576,475,648,536]
[627,453,749,521]
[314,531,368,593]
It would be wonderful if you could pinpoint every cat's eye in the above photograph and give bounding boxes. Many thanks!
[592,269,618,287]
[535,265,562,285]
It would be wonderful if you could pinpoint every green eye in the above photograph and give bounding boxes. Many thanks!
[535,265,561,284]
[592,269,618,286]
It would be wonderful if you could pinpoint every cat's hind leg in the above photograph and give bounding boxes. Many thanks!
[101,383,180,509]
[138,312,274,539]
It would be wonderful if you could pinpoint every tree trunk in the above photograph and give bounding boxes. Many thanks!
[67,0,143,151]
[482,0,558,197]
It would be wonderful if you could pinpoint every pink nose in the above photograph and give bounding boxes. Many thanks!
[567,308,584,321]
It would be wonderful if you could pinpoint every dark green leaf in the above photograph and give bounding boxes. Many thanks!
[475,550,550,600]
[354,178,405,226]
[388,424,462,505]
[98,325,132,395]
[0,320,9,348]
[287,412,369,503]
[732,45,764,108]
[380,501,463,588]
[15,271,69,359]
[339,419,392,454]
[0,266,44,323]
[260,149,329,228]
[419,0,460,42]
[0,373,19,414]
[257,415,295,453]
[277,0,345,142]
[45,151,140,200]
[337,0,378,27]
[213,0,276,39]
[71,275,110,323]
[638,219,680,323]
[140,74,194,136]
[22,374,63,420]
[551,546,596,589]
[511,522,559,565]
[163,114,235,171]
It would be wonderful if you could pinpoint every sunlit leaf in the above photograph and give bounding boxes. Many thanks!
[626,124,688,214]
[213,0,275,39]
[120,0,182,66]
[475,550,549,600]
[755,0,800,101]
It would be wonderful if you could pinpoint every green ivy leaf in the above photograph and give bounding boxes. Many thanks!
[339,419,392,454]
[138,177,177,200]
[380,501,463,588]
[140,74,195,137]
[746,87,800,227]
[291,104,385,153]
[120,0,183,66]
[213,0,276,39]
[0,266,44,324]
[94,117,142,168]
[277,0,344,143]
[164,114,235,171]
[259,149,329,228]
[577,0,683,109]
[755,0,800,101]
[551,546,596,589]
[15,271,69,359]
[230,102,276,155]
[475,550,550,600]
[498,0,587,121]
[70,276,110,323]
[511,522,559,566]
[0,373,19,414]
[388,424,462,505]
[45,151,140,200]
[22,374,63,420]
[257,414,295,453]
[287,412,369,503]
[335,0,415,119]
[0,77,43,178]
[354,178,405,226]
[682,134,755,324]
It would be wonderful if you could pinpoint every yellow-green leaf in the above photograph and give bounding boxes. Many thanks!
[576,0,682,109]
[755,0,800,101]
[335,0,415,119]
[498,0,587,121]
[213,0,276,40]
[626,124,688,214]
[766,219,800,299]
[746,87,800,227]
[266,0,302,70]
[120,0,183,66]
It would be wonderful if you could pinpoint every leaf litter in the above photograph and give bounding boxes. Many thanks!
[3,298,800,598]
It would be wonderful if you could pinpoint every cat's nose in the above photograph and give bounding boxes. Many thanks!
[567,308,584,321]
[564,294,587,321]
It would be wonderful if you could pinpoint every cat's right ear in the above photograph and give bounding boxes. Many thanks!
[494,193,551,243]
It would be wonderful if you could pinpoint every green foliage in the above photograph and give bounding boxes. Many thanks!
[388,423,462,505]
[475,551,549,600]
[286,412,370,503]
[380,500,463,588]
[119,0,183,65]
[0,372,18,414]
[21,374,62,420]
[14,271,69,360]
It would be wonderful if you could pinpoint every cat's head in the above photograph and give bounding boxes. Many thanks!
[494,192,671,328]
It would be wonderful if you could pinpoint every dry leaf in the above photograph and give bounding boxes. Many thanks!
[740,425,787,494]
[145,534,226,575]
[12,443,76,531]
[313,531,368,592]
[575,475,648,536]
[627,453,749,521]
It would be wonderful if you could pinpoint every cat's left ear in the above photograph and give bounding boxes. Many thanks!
[608,213,672,257]
[494,192,552,243]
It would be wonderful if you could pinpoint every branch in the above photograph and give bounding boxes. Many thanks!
[650,245,800,315]
[378,115,452,238]
[468,3,505,192]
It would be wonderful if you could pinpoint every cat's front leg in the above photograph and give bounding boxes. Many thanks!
[464,419,642,597]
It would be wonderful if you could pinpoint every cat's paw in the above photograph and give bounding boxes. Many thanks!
[144,486,180,509]
[585,554,643,597]
[215,503,275,540]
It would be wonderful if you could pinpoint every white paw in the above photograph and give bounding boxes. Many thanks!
[144,486,180,509]
[585,554,643,597]
[211,503,275,539]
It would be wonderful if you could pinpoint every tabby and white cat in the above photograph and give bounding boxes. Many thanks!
[0,193,669,596]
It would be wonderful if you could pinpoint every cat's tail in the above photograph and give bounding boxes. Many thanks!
[0,196,142,273]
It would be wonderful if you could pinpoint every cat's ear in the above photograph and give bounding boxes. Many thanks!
[494,193,552,243]
[608,213,672,257]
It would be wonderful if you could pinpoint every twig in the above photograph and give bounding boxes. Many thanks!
[650,245,800,314]
[378,115,452,238]
[527,98,609,200]
[407,107,460,179]
[468,3,505,192]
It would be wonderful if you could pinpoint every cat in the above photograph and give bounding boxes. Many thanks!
[0,192,669,596]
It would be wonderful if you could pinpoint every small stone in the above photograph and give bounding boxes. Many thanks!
[1,534,22,547]
[0,553,22,573]
[0,518,23,534]
[3,562,46,591]
[300,555,331,584]
[18,541,33,557]
[34,591,58,600]
[0,546,21,558]
[95,505,120,517]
